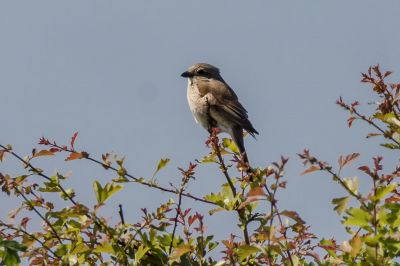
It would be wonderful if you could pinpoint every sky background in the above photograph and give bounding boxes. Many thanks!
[1,0,399,261]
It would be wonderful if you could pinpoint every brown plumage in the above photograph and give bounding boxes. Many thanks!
[181,63,258,163]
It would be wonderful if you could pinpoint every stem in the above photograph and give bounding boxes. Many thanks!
[264,184,294,266]
[0,145,127,250]
[169,188,184,255]
[351,109,400,146]
[14,187,63,244]
[118,204,125,225]
[372,178,378,262]
[325,168,368,209]
[210,133,250,245]
[44,143,216,206]
[169,166,193,255]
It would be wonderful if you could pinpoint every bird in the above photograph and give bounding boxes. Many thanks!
[181,63,258,164]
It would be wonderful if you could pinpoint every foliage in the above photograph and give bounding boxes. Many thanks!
[0,65,399,265]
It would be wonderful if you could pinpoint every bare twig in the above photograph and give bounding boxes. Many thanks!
[169,163,195,255]
[39,142,216,206]
[118,204,125,225]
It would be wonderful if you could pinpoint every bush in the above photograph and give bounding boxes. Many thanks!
[0,65,399,265]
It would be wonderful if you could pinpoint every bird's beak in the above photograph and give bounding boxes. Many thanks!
[181,71,191,78]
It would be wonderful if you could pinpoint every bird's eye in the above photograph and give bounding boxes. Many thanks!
[197,69,207,75]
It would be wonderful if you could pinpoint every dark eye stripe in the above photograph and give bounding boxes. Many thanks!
[197,69,207,75]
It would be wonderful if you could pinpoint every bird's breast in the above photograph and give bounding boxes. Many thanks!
[187,82,211,130]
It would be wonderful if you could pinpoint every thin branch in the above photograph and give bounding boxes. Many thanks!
[42,143,216,206]
[0,145,78,206]
[169,164,195,255]
[13,186,63,244]
[118,204,125,225]
[343,106,400,146]
[169,189,183,255]
[264,183,294,266]
[0,144,126,249]
[0,221,59,260]
[324,168,368,209]
[209,130,250,245]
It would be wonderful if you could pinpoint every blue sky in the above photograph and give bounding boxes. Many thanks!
[1,1,399,259]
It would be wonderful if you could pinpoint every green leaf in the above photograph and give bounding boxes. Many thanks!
[236,245,259,261]
[93,181,123,204]
[199,154,217,163]
[134,245,150,263]
[222,138,239,153]
[0,239,26,266]
[374,112,400,127]
[152,158,170,179]
[380,143,399,150]
[373,183,397,202]
[332,196,350,214]
[343,207,371,228]
[208,207,225,215]
[60,188,75,200]
[93,243,114,254]
[343,176,359,194]
[319,239,336,257]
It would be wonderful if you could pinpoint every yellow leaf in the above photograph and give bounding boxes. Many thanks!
[170,245,192,260]
[350,236,362,257]
[32,149,55,158]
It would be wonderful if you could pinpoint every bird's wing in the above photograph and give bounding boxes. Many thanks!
[198,79,258,136]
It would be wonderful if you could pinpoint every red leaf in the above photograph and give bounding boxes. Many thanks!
[351,101,359,108]
[358,165,372,176]
[70,132,79,151]
[49,147,60,152]
[339,153,360,169]
[38,137,50,145]
[188,215,198,226]
[383,71,392,78]
[347,117,356,127]
[182,208,191,218]
[65,152,84,161]
[20,217,30,230]
[301,165,320,175]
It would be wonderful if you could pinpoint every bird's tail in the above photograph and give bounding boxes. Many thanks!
[231,126,249,164]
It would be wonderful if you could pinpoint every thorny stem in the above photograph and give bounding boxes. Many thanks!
[264,184,294,266]
[0,221,59,260]
[0,144,130,250]
[0,145,78,206]
[42,143,216,206]
[324,168,368,209]
[209,132,250,245]
[169,187,184,255]
[169,165,194,255]
[372,178,378,261]
[347,107,400,146]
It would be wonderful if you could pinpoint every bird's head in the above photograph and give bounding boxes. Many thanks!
[181,63,222,81]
